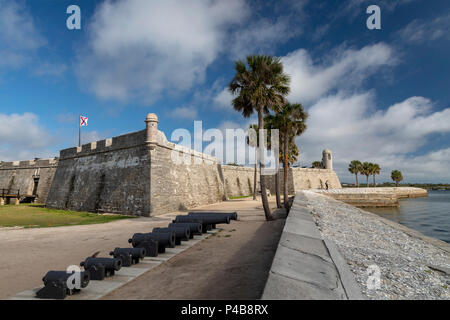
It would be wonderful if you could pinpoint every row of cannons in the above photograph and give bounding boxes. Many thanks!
[36,211,238,299]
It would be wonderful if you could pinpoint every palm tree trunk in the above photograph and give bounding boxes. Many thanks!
[373,175,376,187]
[275,150,281,208]
[253,147,257,200]
[355,173,359,187]
[258,111,273,221]
[283,131,289,208]
[366,175,369,187]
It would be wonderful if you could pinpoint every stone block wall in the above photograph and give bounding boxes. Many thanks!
[221,165,256,197]
[149,131,226,214]
[0,159,58,203]
[46,130,151,215]
[46,125,227,216]
[222,166,342,197]
[32,114,342,216]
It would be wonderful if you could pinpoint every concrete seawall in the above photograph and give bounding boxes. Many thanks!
[266,191,450,299]
[313,187,428,207]
[262,192,364,300]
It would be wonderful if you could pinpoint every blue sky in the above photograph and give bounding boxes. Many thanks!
[0,0,449,183]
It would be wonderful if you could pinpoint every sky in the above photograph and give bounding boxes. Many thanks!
[0,0,449,183]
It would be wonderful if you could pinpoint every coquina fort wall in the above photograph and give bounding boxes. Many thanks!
[222,166,341,197]
[45,114,226,216]
[2,113,341,216]
[0,159,58,203]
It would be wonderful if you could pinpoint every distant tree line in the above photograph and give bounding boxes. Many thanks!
[347,160,404,187]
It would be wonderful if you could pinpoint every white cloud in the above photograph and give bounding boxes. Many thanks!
[337,0,415,20]
[282,43,396,103]
[77,0,248,103]
[167,106,198,120]
[79,131,108,146]
[206,42,448,182]
[296,93,450,183]
[0,113,54,161]
[0,0,45,69]
[227,17,301,59]
[397,14,450,44]
[212,41,395,111]
[213,88,234,111]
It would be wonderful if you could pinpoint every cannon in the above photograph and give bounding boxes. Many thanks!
[129,232,175,253]
[187,212,232,224]
[153,226,190,245]
[189,211,238,221]
[172,216,214,233]
[80,257,122,280]
[168,222,202,237]
[109,249,132,267]
[36,270,90,300]
[110,247,146,265]
[135,239,159,257]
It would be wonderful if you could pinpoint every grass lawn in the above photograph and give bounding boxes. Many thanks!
[228,195,253,199]
[0,204,135,228]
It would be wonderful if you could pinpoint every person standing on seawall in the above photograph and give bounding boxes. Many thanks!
[325,180,329,190]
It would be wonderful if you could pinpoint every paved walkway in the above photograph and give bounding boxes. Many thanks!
[102,198,285,300]
[0,197,284,300]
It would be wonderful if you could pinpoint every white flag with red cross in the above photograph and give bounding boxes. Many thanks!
[80,116,88,127]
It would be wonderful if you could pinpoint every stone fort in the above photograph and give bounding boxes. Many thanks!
[0,114,341,215]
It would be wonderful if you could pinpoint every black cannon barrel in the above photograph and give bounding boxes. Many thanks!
[109,249,133,267]
[153,227,190,244]
[168,222,202,237]
[129,232,175,253]
[80,257,122,271]
[130,239,158,257]
[189,211,238,220]
[110,247,146,260]
[173,216,213,233]
[42,271,90,289]
[187,212,231,224]
[166,225,191,240]
[80,257,122,280]
[37,270,90,299]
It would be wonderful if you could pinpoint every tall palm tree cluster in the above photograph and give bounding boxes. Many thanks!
[348,160,381,187]
[229,55,308,221]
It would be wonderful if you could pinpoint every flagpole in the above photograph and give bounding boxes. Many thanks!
[78,114,81,147]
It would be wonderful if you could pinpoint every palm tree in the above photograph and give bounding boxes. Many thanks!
[286,135,300,165]
[229,55,290,221]
[391,170,403,187]
[246,124,259,200]
[348,160,362,187]
[372,163,380,187]
[264,115,282,208]
[277,102,308,208]
[361,162,373,187]
[312,161,323,169]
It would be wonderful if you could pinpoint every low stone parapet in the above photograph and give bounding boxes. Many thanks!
[261,192,364,300]
[313,187,427,207]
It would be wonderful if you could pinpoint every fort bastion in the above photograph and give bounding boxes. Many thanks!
[1,114,341,215]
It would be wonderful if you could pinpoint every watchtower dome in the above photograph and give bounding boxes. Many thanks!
[322,149,333,170]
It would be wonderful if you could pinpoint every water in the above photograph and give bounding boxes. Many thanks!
[365,190,450,243]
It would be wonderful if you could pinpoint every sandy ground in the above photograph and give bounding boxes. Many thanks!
[0,197,285,300]
[103,199,285,300]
